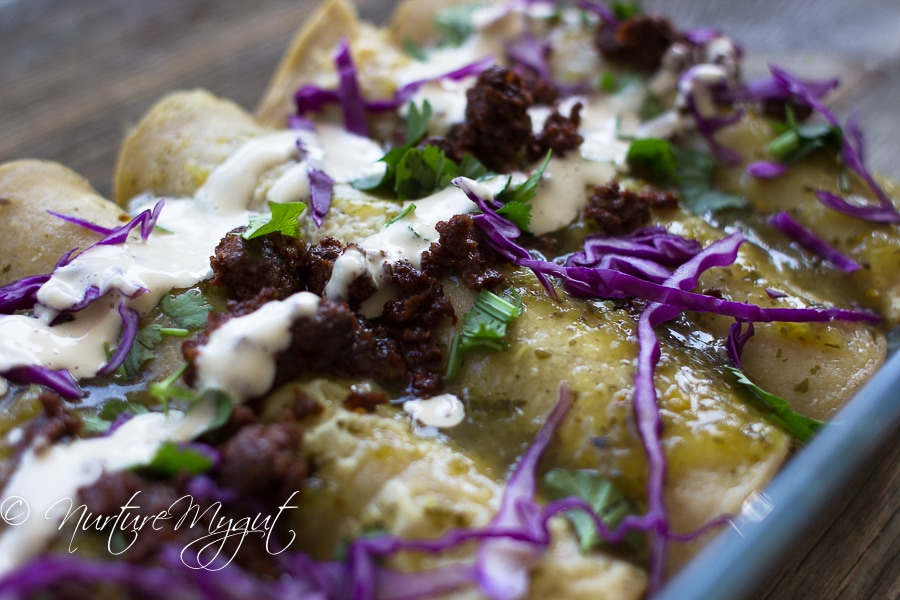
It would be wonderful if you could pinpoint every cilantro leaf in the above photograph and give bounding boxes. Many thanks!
[457,153,491,181]
[394,145,459,199]
[542,468,643,552]
[497,150,551,205]
[150,363,195,413]
[626,138,676,183]
[82,400,150,434]
[122,324,163,377]
[768,108,842,164]
[446,289,522,380]
[496,201,532,231]
[434,4,478,47]
[242,201,307,240]
[612,1,643,20]
[626,138,745,214]
[726,366,826,442]
[673,147,746,213]
[143,441,215,476]
[159,289,211,329]
[406,100,432,146]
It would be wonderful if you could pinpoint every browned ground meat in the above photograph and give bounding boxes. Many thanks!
[217,422,306,500]
[183,290,408,395]
[584,181,679,235]
[447,66,537,172]
[16,393,82,454]
[421,214,505,291]
[382,261,456,397]
[595,14,681,71]
[437,66,584,172]
[210,228,308,301]
[519,69,559,106]
[211,232,375,309]
[343,388,389,413]
[532,102,584,160]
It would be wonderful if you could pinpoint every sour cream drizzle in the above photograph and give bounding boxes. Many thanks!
[195,292,321,402]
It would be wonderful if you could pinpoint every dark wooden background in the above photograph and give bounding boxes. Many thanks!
[1,0,898,598]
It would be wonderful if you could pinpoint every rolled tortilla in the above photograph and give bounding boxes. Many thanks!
[0,159,128,283]
[114,88,271,205]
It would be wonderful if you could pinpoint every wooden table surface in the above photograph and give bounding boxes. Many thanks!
[1,0,898,598]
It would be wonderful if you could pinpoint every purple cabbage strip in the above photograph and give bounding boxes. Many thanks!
[308,167,335,228]
[684,90,744,165]
[0,248,78,315]
[293,37,492,126]
[744,66,898,221]
[95,302,140,377]
[569,227,702,268]
[726,321,755,370]
[769,211,862,273]
[814,190,900,224]
[334,38,369,137]
[746,160,789,179]
[95,198,165,246]
[505,32,551,82]
[476,386,572,600]
[628,232,749,592]
[2,365,84,399]
[366,56,494,112]
[521,257,879,324]
[0,274,50,314]
[452,177,558,299]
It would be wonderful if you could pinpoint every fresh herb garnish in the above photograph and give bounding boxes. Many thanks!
[385,204,416,228]
[768,107,842,164]
[542,468,643,552]
[242,201,307,240]
[612,1,643,20]
[143,441,215,476]
[493,150,552,231]
[434,4,478,47]
[81,400,150,434]
[150,363,195,413]
[445,289,523,380]
[726,366,825,442]
[626,138,745,214]
[394,145,460,199]
[354,100,490,200]
[160,289,211,329]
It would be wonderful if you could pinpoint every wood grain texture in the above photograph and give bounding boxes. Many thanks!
[0,1,898,598]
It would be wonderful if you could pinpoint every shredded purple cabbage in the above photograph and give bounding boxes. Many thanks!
[0,275,50,315]
[335,39,369,137]
[726,321,755,369]
[735,66,898,222]
[55,198,165,247]
[476,386,572,600]
[569,227,703,268]
[505,32,551,82]
[308,167,335,228]
[2,365,84,399]
[294,39,492,129]
[769,211,862,273]
[452,177,557,298]
[746,160,789,179]
[682,79,744,165]
[95,302,140,377]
